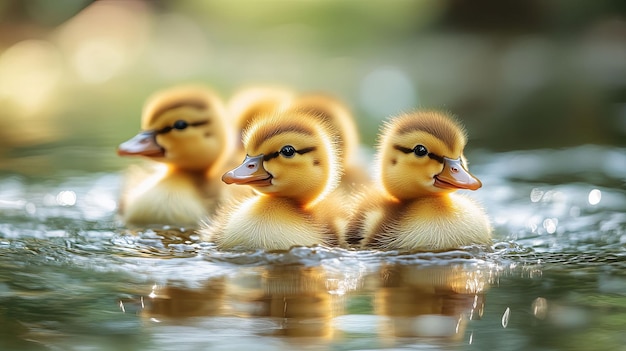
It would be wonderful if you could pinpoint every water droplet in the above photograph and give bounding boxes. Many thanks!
[532,297,548,320]
[543,218,557,234]
[502,307,511,328]
[588,189,601,205]
[530,188,543,202]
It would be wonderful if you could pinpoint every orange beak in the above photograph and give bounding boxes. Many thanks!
[117,131,164,157]
[434,157,482,191]
[222,155,272,186]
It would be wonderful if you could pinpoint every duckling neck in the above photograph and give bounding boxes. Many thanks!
[157,166,224,205]
[167,164,219,180]
[403,193,454,213]
[388,187,453,202]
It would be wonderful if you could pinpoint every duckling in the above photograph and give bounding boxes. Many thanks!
[117,85,234,227]
[200,109,343,250]
[345,110,491,251]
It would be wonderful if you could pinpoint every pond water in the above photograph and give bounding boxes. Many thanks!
[1,145,626,351]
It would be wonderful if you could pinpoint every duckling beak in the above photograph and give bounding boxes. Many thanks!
[117,131,165,157]
[434,157,482,191]
[222,155,272,186]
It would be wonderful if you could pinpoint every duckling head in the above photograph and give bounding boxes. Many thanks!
[117,86,232,172]
[222,111,342,207]
[377,110,481,200]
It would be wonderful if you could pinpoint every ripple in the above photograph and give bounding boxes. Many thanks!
[1,146,626,278]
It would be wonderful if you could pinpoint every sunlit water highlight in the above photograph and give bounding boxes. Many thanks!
[1,146,625,351]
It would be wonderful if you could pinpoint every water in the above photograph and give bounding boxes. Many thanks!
[1,145,626,351]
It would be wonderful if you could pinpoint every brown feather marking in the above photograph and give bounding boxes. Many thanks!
[393,110,467,151]
[246,116,316,151]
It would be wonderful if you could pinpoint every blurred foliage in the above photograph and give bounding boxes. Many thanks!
[0,0,624,174]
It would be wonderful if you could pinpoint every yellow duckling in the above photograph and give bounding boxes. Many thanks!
[117,85,234,227]
[201,109,343,250]
[345,110,491,251]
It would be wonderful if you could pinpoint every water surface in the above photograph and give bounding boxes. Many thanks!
[1,146,626,351]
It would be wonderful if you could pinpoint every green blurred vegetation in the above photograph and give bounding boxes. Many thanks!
[0,0,624,175]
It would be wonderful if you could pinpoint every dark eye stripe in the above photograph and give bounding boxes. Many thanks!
[392,144,444,164]
[427,153,444,163]
[263,146,316,161]
[156,120,209,134]
[393,145,414,154]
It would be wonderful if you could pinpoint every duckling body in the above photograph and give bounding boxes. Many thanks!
[120,167,223,227]
[202,110,343,250]
[217,197,333,250]
[346,110,491,251]
[117,85,234,227]
[349,191,490,251]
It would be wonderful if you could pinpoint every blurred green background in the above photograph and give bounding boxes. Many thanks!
[0,0,624,175]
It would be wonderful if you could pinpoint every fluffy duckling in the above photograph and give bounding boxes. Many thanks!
[345,110,491,251]
[117,85,234,227]
[201,109,343,250]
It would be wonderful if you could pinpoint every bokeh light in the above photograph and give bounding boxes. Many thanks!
[54,0,150,84]
[56,190,77,207]
[588,189,602,205]
[0,39,62,114]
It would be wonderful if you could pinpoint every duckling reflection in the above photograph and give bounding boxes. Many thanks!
[229,264,340,338]
[141,276,227,318]
[372,263,489,341]
[137,263,342,339]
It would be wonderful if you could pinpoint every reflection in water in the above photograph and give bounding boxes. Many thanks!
[232,264,339,338]
[372,263,490,342]
[137,258,496,347]
[144,277,227,318]
[141,263,342,340]
[1,144,624,349]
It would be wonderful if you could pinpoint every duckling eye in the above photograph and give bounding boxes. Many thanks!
[414,145,428,157]
[280,145,296,158]
[173,120,188,130]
